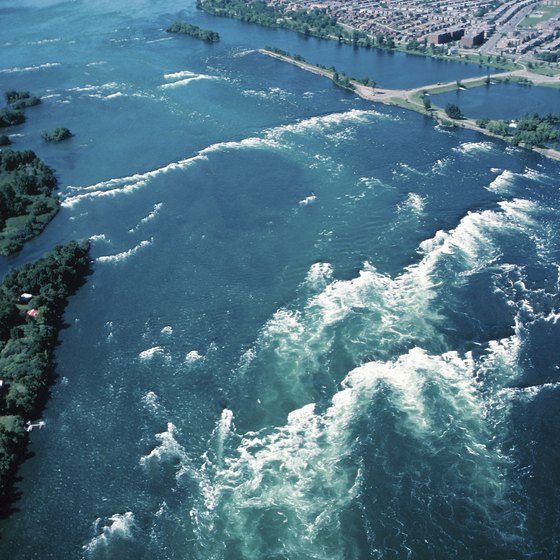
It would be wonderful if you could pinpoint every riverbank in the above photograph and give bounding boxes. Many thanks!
[261,49,560,162]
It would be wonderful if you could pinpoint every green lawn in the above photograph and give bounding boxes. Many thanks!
[521,3,560,27]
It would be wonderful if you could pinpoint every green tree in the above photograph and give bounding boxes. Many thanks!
[445,103,463,119]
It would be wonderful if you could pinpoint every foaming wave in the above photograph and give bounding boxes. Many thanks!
[431,156,450,174]
[139,346,164,361]
[63,109,378,207]
[185,350,203,363]
[0,62,61,74]
[304,262,333,289]
[146,37,173,44]
[142,391,161,414]
[192,343,514,559]
[82,512,136,557]
[242,86,290,101]
[240,199,547,419]
[453,141,495,155]
[488,169,516,193]
[97,238,152,263]
[397,192,425,216]
[29,38,62,46]
[231,48,255,58]
[104,92,124,100]
[129,202,163,232]
[140,422,190,479]
[186,198,553,556]
[298,194,316,206]
[160,70,218,89]
[89,233,109,243]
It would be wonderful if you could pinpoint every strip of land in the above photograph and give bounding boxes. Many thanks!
[261,49,560,161]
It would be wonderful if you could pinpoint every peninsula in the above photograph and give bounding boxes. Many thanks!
[261,48,560,161]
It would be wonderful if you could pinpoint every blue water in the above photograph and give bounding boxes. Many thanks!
[1,1,560,559]
[432,82,560,120]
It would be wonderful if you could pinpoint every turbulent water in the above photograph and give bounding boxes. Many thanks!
[1,1,560,559]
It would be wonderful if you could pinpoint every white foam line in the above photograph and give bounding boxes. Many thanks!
[0,62,61,74]
[63,109,381,207]
[160,75,218,89]
[97,238,152,263]
[163,70,197,80]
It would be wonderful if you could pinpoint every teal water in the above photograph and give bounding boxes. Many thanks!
[1,1,560,559]
[433,82,560,120]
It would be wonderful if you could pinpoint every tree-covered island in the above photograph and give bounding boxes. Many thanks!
[6,91,41,112]
[0,91,65,256]
[0,241,91,513]
[0,91,41,130]
[41,127,73,143]
[0,150,60,257]
[166,21,220,43]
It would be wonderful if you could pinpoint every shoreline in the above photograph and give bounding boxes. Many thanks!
[261,49,560,162]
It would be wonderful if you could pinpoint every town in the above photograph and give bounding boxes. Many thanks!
[268,0,560,59]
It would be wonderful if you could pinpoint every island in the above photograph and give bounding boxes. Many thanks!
[6,91,41,112]
[0,91,42,130]
[41,127,73,143]
[0,110,24,129]
[0,241,91,513]
[0,149,60,256]
[166,21,220,43]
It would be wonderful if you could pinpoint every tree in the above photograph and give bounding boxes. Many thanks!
[423,96,432,111]
[41,128,73,142]
[445,104,463,119]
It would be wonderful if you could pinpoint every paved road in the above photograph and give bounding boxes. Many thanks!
[480,2,539,55]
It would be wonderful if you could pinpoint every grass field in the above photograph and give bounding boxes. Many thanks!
[521,3,560,27]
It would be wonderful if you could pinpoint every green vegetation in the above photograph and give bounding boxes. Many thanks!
[198,0,348,41]
[480,113,559,148]
[332,71,355,91]
[511,113,559,148]
[6,91,41,111]
[166,20,220,43]
[1,90,41,129]
[0,241,90,510]
[537,52,559,63]
[476,118,490,128]
[521,3,560,27]
[263,48,376,92]
[0,109,24,129]
[41,127,73,142]
[0,150,60,256]
[486,119,511,135]
[445,103,464,119]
